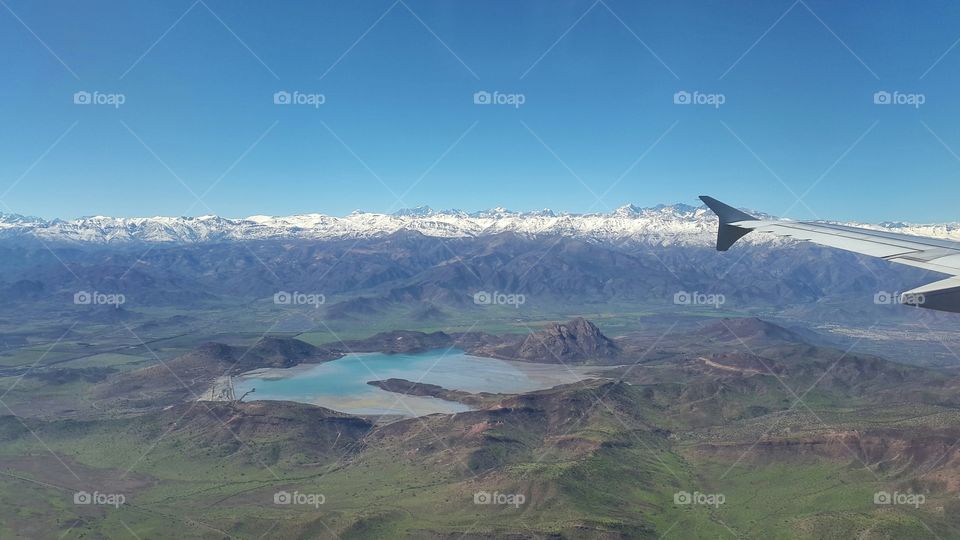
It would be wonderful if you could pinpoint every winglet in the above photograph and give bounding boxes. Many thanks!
[699,196,757,251]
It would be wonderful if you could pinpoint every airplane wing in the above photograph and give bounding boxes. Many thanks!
[699,195,960,313]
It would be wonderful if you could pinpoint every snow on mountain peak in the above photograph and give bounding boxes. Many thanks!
[0,204,957,247]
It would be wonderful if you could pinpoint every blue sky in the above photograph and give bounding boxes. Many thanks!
[2,0,960,222]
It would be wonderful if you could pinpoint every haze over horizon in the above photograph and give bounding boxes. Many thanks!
[5,0,960,222]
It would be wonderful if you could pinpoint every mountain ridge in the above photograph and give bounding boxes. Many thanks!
[4,203,960,246]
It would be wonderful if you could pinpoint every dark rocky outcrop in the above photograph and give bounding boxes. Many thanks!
[472,318,621,364]
[367,378,499,407]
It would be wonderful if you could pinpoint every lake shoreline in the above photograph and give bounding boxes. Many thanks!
[232,348,602,417]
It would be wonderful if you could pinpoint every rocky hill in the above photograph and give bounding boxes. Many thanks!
[472,317,622,364]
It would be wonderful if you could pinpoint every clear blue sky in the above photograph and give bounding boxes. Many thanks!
[2,0,960,222]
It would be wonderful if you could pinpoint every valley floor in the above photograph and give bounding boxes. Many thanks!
[2,316,960,538]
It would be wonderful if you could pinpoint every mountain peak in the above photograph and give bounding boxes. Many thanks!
[652,203,699,214]
[517,318,621,363]
[0,212,46,226]
[614,204,643,216]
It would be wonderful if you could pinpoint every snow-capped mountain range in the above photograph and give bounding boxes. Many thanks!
[1,204,958,246]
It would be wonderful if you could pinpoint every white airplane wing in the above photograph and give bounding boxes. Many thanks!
[700,195,960,313]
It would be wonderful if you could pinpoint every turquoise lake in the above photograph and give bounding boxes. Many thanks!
[234,349,594,417]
